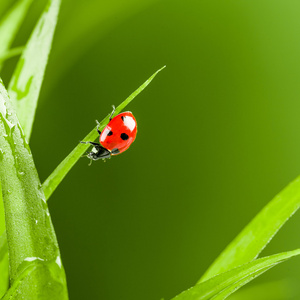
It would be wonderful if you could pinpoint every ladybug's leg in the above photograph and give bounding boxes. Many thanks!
[80,141,100,146]
[109,105,116,121]
[95,120,101,135]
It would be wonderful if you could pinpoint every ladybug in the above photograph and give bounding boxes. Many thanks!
[81,106,137,161]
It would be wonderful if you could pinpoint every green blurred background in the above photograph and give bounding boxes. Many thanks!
[2,0,300,299]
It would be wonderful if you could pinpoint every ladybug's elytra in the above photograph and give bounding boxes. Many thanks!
[81,106,137,161]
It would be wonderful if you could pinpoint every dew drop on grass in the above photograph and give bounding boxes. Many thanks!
[55,256,62,268]
[24,257,44,262]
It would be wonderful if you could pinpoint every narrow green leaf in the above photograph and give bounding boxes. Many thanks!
[200,176,300,282]
[42,66,165,200]
[0,80,68,299]
[8,0,61,140]
[172,249,300,300]
[0,0,33,70]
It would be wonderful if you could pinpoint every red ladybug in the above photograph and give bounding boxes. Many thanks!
[81,106,137,161]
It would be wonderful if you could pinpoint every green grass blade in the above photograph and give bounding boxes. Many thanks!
[172,249,300,300]
[199,176,300,282]
[0,233,9,298]
[0,80,68,299]
[0,0,33,70]
[8,0,61,141]
[42,66,165,200]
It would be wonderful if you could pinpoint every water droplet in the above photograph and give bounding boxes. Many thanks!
[24,257,44,262]
[55,256,62,268]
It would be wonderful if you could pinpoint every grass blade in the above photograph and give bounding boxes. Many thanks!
[172,249,300,300]
[199,176,300,282]
[42,66,165,200]
[0,80,68,299]
[0,0,33,70]
[8,0,61,140]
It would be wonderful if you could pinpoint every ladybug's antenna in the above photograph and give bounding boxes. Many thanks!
[95,120,101,135]
[109,105,116,121]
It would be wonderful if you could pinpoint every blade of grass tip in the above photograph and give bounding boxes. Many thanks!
[0,0,33,70]
[172,249,300,300]
[8,0,61,141]
[0,79,68,299]
[42,66,166,200]
[199,175,300,283]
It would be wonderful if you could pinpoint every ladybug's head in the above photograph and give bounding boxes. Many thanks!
[88,145,111,160]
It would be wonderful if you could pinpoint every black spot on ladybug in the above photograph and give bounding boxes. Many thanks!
[120,133,129,140]
[121,116,124,121]
[107,130,113,136]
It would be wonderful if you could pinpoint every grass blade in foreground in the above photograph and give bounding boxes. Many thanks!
[172,249,300,300]
[0,0,32,69]
[8,0,61,140]
[42,66,165,200]
[0,80,68,299]
[199,176,300,282]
